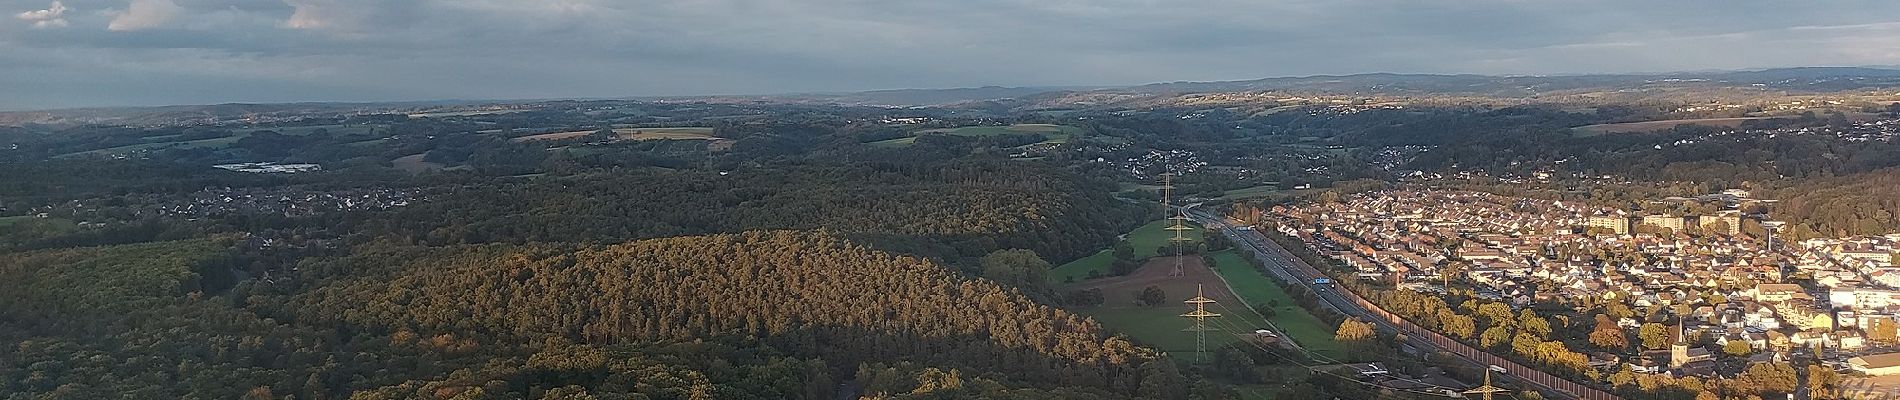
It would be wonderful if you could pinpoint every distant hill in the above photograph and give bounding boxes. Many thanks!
[728,67,1900,108]
[7,67,1898,125]
[1119,67,1900,97]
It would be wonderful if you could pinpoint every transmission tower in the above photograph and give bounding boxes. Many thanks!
[1162,173,1192,277]
[1180,284,1222,362]
[1462,369,1509,400]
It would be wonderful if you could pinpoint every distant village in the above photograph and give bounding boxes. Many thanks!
[1266,188,1900,382]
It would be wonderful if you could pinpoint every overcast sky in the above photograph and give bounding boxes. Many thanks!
[5,0,1900,110]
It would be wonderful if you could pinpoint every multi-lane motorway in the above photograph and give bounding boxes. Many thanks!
[1187,207,1619,400]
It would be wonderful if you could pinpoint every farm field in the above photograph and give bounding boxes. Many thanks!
[510,130,596,142]
[245,124,381,136]
[1052,250,1116,284]
[868,124,1086,147]
[616,127,717,140]
[391,153,446,173]
[1051,219,1203,283]
[1572,117,1779,135]
[1072,256,1276,356]
[1124,218,1201,259]
[867,136,917,147]
[511,127,724,143]
[1215,184,1283,201]
[60,135,246,158]
[1206,250,1344,359]
[407,109,530,118]
[0,216,77,245]
[58,124,383,157]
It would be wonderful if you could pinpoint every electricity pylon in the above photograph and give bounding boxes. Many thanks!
[1162,173,1192,277]
[1181,284,1221,362]
[1463,369,1508,400]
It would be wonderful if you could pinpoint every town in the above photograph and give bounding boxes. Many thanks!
[1263,187,1900,394]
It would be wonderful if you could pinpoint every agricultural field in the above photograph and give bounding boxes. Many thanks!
[1124,218,1202,259]
[1051,219,1202,282]
[1571,117,1777,135]
[1214,184,1283,201]
[617,127,734,151]
[1072,256,1276,356]
[867,124,1086,147]
[1206,250,1344,359]
[60,135,246,158]
[391,153,446,173]
[866,136,917,147]
[244,124,381,136]
[510,130,596,142]
[406,109,531,118]
[616,127,717,140]
[510,127,726,145]
[57,124,383,158]
[0,216,77,247]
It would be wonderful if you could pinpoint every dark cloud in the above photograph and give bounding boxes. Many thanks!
[3,0,1899,109]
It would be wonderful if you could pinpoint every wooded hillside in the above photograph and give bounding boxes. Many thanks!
[272,231,1180,397]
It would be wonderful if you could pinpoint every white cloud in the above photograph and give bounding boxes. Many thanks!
[282,0,380,31]
[282,0,326,29]
[108,0,182,31]
[15,1,68,29]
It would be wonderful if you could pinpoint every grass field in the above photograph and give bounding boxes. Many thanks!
[616,127,717,140]
[868,124,1086,147]
[407,109,530,118]
[58,124,382,158]
[1572,117,1778,135]
[1051,219,1204,283]
[867,136,917,147]
[246,124,381,136]
[391,153,446,173]
[1206,250,1344,359]
[61,135,247,158]
[0,215,76,236]
[505,127,718,144]
[511,131,595,142]
[1073,256,1275,356]
[1215,184,1284,201]
[1125,219,1202,259]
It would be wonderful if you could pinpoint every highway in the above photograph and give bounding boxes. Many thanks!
[1186,207,1620,400]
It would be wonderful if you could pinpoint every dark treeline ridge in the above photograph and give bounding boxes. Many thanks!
[1766,167,1900,238]
[348,161,1145,265]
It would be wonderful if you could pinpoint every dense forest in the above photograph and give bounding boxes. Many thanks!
[348,161,1144,265]
[0,232,1185,399]
[0,141,1165,398]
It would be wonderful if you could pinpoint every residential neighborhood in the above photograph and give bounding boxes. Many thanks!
[1264,188,1900,389]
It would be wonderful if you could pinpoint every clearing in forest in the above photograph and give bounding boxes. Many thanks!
[615,127,717,140]
[1051,219,1203,283]
[391,153,446,173]
[1071,256,1275,356]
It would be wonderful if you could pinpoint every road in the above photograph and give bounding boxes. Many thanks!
[1186,207,1619,400]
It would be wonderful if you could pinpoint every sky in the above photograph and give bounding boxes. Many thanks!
[5,0,1900,110]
